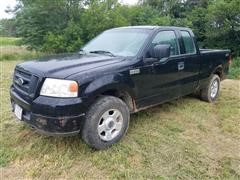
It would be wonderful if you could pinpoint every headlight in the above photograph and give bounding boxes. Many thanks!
[40,78,78,97]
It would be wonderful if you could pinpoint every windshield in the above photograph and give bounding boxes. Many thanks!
[82,29,151,57]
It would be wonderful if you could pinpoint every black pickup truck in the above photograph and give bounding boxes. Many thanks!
[10,26,231,149]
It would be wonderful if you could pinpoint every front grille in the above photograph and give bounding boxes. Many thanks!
[13,68,39,98]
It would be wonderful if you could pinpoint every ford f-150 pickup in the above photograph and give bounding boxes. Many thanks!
[10,26,231,149]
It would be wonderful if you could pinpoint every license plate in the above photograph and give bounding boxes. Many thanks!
[14,104,23,120]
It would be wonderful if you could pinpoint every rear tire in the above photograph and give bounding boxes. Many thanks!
[200,74,220,102]
[81,96,130,150]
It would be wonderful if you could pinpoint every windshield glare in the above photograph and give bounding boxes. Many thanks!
[82,29,150,57]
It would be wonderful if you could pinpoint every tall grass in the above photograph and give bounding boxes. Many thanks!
[0,46,43,61]
[0,37,44,61]
[229,57,240,79]
[0,37,21,46]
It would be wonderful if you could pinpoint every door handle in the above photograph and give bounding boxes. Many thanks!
[159,57,168,63]
[178,62,184,71]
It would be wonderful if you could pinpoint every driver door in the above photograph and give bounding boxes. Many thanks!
[136,30,183,107]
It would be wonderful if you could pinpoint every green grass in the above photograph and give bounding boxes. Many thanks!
[1,61,240,179]
[0,37,44,61]
[0,37,21,46]
[229,57,240,79]
[0,46,44,61]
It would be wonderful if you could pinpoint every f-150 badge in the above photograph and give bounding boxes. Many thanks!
[129,69,140,75]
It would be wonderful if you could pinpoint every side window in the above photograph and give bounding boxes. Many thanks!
[152,31,179,56]
[180,31,196,54]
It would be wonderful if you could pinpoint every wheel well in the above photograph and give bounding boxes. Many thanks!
[101,89,136,112]
[214,67,223,80]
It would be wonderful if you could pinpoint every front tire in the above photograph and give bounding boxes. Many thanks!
[200,74,220,102]
[81,96,130,150]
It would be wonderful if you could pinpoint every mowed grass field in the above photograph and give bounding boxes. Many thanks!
[0,38,240,179]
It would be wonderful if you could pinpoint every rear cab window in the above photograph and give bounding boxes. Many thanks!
[180,31,196,54]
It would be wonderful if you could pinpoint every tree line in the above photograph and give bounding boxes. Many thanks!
[1,0,239,56]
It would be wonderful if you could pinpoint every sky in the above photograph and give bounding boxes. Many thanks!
[0,0,138,19]
[0,0,16,19]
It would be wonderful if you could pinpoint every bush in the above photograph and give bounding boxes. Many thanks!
[228,57,240,79]
[43,21,83,53]
[6,0,240,56]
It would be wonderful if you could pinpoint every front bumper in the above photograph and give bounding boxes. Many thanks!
[10,88,86,136]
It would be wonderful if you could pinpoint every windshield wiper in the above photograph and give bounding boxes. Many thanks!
[89,50,116,57]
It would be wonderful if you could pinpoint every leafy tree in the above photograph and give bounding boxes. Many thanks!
[81,0,128,42]
[140,0,187,18]
[128,6,162,25]
[206,0,240,56]
[4,0,239,55]
[184,0,210,9]
[186,7,208,48]
[43,21,83,53]
[0,19,17,36]
[13,0,129,52]
[15,0,84,51]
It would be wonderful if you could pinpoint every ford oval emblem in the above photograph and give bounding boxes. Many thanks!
[16,78,25,86]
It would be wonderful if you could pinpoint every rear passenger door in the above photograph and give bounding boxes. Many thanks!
[178,30,200,95]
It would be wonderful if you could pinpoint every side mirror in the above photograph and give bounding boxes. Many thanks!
[150,44,171,60]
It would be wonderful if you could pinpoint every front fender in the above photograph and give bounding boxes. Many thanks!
[84,73,135,101]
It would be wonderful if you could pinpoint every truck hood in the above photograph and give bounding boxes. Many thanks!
[16,53,125,79]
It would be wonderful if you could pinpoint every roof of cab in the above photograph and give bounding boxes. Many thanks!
[112,25,191,31]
